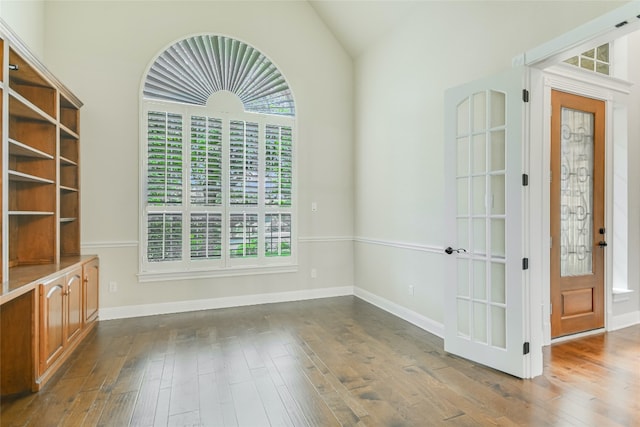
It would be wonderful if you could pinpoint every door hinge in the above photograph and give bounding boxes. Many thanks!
[522,173,529,186]
[523,342,530,355]
[522,89,529,103]
[522,258,529,270]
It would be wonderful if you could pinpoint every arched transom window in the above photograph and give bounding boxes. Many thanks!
[140,35,296,280]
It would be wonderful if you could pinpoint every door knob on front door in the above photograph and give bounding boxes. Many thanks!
[598,241,607,248]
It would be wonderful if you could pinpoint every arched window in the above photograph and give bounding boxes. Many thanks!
[139,35,296,280]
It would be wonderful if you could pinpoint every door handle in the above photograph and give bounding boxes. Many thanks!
[598,241,607,248]
[445,247,467,255]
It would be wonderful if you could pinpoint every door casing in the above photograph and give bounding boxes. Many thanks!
[549,89,606,338]
[529,65,631,346]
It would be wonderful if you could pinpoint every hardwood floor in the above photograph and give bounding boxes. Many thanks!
[1,296,638,426]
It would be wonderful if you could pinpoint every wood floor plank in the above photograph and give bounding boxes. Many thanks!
[197,372,225,426]
[96,390,137,427]
[1,297,638,427]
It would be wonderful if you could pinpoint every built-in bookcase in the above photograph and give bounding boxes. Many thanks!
[2,35,83,277]
[0,19,96,400]
[59,94,80,257]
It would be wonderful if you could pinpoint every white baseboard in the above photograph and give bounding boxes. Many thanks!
[99,286,354,320]
[354,287,444,338]
[610,310,640,331]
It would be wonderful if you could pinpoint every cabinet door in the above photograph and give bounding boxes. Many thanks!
[39,278,65,375]
[66,267,83,344]
[83,258,99,324]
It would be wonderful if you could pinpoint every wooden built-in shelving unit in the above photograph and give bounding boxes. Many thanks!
[0,19,98,398]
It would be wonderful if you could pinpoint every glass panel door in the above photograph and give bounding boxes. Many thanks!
[444,67,526,378]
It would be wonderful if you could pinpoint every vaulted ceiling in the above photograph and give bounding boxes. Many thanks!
[307,0,420,58]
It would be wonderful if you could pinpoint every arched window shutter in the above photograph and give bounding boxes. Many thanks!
[143,35,295,116]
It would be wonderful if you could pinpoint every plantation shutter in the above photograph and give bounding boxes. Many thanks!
[229,120,259,205]
[190,212,222,260]
[143,35,295,116]
[265,125,292,206]
[265,213,291,257]
[147,111,183,205]
[229,213,258,258]
[146,111,184,262]
[190,116,223,206]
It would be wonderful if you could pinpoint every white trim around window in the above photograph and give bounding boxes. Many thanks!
[139,101,297,280]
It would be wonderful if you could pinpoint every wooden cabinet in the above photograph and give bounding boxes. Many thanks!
[39,276,65,374]
[39,265,84,377]
[36,260,98,385]
[83,257,99,325]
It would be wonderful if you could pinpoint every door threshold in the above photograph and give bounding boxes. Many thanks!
[550,328,606,344]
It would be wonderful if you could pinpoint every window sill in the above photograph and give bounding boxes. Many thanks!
[138,264,298,283]
[612,288,634,303]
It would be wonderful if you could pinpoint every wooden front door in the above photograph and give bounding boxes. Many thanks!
[550,90,605,338]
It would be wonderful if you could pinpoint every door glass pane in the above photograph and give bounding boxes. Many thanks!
[457,259,469,297]
[457,178,468,215]
[457,218,469,250]
[473,218,486,255]
[472,134,486,174]
[457,137,469,176]
[473,92,486,131]
[560,107,594,276]
[490,262,505,304]
[473,260,486,300]
[457,99,469,136]
[490,130,505,171]
[490,91,506,128]
[458,299,470,337]
[472,176,486,214]
[491,218,505,258]
[491,306,506,349]
[473,302,487,343]
[490,174,505,215]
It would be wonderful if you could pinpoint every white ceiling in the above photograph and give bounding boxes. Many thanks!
[308,0,420,58]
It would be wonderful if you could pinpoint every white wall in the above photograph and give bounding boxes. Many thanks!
[42,1,354,315]
[0,0,45,59]
[353,1,626,330]
[617,29,640,320]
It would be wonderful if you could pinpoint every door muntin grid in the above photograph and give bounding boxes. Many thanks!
[455,90,507,349]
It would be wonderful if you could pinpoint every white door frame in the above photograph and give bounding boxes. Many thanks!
[522,2,638,371]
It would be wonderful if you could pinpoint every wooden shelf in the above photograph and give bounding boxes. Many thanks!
[59,185,78,193]
[9,138,53,159]
[60,217,77,223]
[9,211,54,216]
[59,95,79,134]
[59,124,79,140]
[9,48,56,119]
[8,170,54,184]
[59,156,77,166]
[9,91,55,124]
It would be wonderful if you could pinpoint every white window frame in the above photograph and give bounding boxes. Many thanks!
[138,100,297,282]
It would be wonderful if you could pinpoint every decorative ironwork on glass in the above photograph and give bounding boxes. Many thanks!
[143,35,295,116]
[560,107,594,276]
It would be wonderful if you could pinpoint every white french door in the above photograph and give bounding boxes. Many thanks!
[444,67,528,378]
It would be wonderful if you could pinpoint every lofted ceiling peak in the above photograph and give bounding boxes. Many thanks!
[308,0,420,58]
